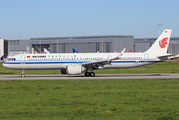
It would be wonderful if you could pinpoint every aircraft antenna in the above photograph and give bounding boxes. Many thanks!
[101,37,103,53]
[158,24,162,36]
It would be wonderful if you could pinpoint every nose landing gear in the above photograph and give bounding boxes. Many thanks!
[21,70,25,77]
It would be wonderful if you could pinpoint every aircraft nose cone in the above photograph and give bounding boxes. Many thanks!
[2,62,8,68]
[2,63,6,67]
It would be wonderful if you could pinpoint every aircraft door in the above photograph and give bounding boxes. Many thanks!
[107,55,112,60]
[21,55,25,64]
[144,53,149,62]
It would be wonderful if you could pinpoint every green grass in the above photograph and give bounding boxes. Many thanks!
[0,79,179,119]
[0,61,179,119]
[1,61,179,75]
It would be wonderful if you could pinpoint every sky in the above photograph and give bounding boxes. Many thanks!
[0,0,179,40]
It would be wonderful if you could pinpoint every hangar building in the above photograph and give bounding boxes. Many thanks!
[1,35,134,58]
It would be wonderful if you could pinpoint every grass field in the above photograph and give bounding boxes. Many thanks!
[0,79,179,120]
[0,61,179,119]
[0,61,179,75]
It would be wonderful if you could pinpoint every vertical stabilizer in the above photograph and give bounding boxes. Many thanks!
[44,48,50,54]
[145,29,172,54]
[72,48,79,53]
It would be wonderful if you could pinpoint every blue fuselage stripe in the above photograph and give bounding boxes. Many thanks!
[3,60,160,64]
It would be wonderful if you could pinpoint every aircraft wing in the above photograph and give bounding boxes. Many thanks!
[82,59,111,69]
[82,48,126,70]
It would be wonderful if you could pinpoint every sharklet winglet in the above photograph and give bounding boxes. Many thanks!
[112,48,126,61]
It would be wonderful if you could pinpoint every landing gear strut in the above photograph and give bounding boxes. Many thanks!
[21,70,25,77]
[85,71,95,77]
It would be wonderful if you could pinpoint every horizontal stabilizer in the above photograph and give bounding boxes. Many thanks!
[157,54,174,59]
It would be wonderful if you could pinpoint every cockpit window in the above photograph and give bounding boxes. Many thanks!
[8,58,16,61]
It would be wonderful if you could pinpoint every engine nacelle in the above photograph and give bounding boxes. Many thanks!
[66,64,84,75]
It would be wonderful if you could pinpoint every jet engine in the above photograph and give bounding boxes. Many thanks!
[66,64,85,75]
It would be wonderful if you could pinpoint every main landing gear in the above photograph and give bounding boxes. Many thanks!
[21,70,25,77]
[85,71,95,77]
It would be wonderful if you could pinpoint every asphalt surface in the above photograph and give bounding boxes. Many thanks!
[0,73,179,80]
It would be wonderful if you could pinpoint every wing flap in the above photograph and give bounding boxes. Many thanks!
[82,59,110,67]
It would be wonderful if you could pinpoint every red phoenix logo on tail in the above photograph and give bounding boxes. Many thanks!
[159,37,168,48]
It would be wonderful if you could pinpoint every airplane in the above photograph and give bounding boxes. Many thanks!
[44,48,50,54]
[3,29,173,77]
[72,48,79,53]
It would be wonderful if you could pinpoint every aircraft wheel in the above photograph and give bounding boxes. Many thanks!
[90,72,95,77]
[21,74,25,77]
[85,72,90,76]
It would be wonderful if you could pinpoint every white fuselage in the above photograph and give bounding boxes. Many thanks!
[3,52,160,70]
